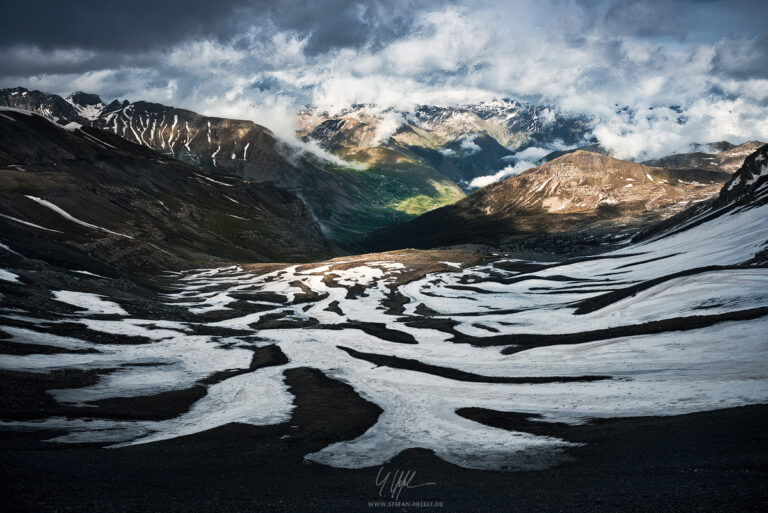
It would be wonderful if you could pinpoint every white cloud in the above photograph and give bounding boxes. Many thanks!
[371,111,405,145]
[379,8,490,76]
[469,160,537,188]
[513,145,560,162]
[460,135,481,155]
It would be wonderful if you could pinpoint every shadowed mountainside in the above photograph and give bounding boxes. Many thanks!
[0,107,332,272]
[1,87,467,248]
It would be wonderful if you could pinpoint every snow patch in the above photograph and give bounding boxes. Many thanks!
[52,290,128,316]
[24,196,133,238]
[0,269,20,283]
[0,213,62,233]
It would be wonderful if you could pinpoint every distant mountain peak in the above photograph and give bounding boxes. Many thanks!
[64,91,105,121]
[643,140,766,174]
[66,91,103,106]
[537,149,651,176]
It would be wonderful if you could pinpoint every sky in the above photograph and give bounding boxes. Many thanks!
[1,0,767,160]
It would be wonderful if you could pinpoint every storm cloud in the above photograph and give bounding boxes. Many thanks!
[0,0,445,55]
[1,0,767,159]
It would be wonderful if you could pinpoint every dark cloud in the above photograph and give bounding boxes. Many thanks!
[260,0,439,55]
[0,0,245,51]
[711,35,768,79]
[0,48,160,78]
[575,0,697,38]
[574,0,767,41]
[602,0,696,38]
[249,76,279,92]
[0,0,448,56]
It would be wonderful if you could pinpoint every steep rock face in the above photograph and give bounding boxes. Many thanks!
[0,107,331,271]
[364,151,730,251]
[718,143,768,203]
[0,87,79,121]
[94,101,293,178]
[301,116,377,150]
[66,91,105,120]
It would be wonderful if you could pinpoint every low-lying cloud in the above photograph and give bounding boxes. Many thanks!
[460,136,482,155]
[513,145,561,163]
[469,160,538,189]
[469,143,571,188]
[371,111,406,145]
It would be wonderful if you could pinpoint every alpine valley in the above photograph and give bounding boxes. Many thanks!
[1,81,767,512]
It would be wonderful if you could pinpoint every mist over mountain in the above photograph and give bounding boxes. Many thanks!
[5,84,761,256]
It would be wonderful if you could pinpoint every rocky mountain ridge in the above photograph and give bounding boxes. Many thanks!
[642,140,766,173]
[0,106,331,271]
[464,151,727,216]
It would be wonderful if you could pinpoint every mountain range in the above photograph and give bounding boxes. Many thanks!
[1,87,464,249]
[2,86,764,258]
[297,100,591,189]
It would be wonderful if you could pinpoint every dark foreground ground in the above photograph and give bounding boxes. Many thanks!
[1,366,766,513]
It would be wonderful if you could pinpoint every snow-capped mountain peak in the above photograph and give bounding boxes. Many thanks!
[65,91,106,121]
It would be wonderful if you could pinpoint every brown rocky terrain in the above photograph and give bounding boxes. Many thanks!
[466,151,727,216]
[365,150,731,251]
